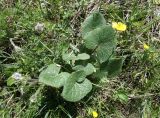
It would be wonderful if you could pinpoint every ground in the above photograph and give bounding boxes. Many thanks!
[0,0,160,118]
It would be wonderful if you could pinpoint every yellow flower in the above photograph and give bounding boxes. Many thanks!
[112,22,127,31]
[143,43,149,50]
[92,111,98,118]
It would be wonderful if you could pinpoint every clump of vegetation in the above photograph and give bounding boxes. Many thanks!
[39,12,124,102]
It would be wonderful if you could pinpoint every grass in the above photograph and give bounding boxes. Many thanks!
[0,0,160,118]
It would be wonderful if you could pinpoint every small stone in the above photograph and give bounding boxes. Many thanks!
[35,22,45,33]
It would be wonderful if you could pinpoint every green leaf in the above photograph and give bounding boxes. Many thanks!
[93,70,108,79]
[81,11,106,38]
[84,25,115,49]
[62,52,76,64]
[118,93,128,102]
[106,58,124,77]
[96,41,115,63]
[39,64,69,88]
[72,65,84,70]
[51,72,70,87]
[84,25,116,63]
[62,53,90,64]
[61,70,92,102]
[73,63,96,76]
[76,53,90,60]
[95,57,124,79]
[84,63,96,75]
[115,91,128,102]
[7,77,16,86]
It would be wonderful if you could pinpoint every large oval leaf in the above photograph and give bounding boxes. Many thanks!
[81,11,106,38]
[96,41,115,63]
[106,58,124,77]
[39,64,70,88]
[73,63,96,76]
[84,25,116,63]
[61,70,92,102]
